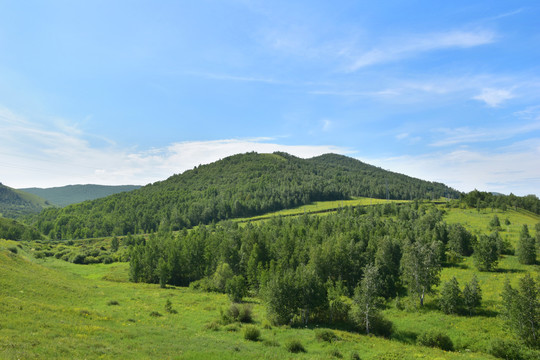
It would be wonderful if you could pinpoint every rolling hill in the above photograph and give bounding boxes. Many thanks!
[31,152,460,239]
[20,184,141,207]
[0,183,51,218]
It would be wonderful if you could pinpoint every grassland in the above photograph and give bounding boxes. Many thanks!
[236,197,409,223]
[1,203,539,359]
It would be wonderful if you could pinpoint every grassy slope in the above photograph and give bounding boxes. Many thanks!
[384,206,540,354]
[1,239,493,360]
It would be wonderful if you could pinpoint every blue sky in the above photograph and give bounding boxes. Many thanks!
[0,1,539,195]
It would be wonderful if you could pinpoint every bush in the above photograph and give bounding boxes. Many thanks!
[221,303,253,324]
[102,256,114,264]
[107,300,120,306]
[350,352,361,360]
[204,321,221,331]
[263,339,280,347]
[329,348,343,358]
[488,339,523,360]
[7,246,18,254]
[243,325,260,341]
[165,299,177,314]
[315,329,338,342]
[189,277,216,292]
[285,339,306,353]
[149,311,162,317]
[417,330,454,351]
[69,253,86,264]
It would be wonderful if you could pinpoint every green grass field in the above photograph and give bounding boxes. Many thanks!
[1,203,539,359]
[236,197,408,223]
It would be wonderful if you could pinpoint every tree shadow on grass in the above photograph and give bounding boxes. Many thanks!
[493,268,525,274]
[391,330,418,345]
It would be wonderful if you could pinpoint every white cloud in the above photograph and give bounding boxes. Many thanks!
[0,107,350,188]
[473,88,515,107]
[362,139,540,196]
[430,122,540,147]
[347,30,496,71]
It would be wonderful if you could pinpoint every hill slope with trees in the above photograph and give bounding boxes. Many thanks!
[31,152,460,239]
[0,183,51,218]
[20,184,141,207]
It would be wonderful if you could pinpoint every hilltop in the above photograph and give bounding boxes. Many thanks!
[31,152,460,239]
[20,184,141,207]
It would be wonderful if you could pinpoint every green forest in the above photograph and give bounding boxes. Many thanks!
[30,152,460,239]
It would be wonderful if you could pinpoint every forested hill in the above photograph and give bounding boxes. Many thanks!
[0,183,51,218]
[32,152,460,239]
[20,184,141,207]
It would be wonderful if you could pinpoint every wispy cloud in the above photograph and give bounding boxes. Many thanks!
[346,29,496,71]
[430,122,540,147]
[473,88,515,107]
[362,139,540,196]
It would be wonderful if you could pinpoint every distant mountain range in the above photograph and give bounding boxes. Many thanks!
[31,152,461,239]
[20,184,141,207]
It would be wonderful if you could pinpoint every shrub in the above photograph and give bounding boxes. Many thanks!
[107,300,120,306]
[263,339,279,347]
[69,253,86,264]
[221,303,253,324]
[7,246,18,254]
[149,311,162,317]
[261,319,272,329]
[165,299,178,314]
[350,352,361,360]
[329,348,343,358]
[102,256,113,264]
[243,325,260,341]
[417,330,454,351]
[285,339,306,353]
[488,339,523,360]
[315,329,338,343]
[224,324,239,332]
[204,321,221,331]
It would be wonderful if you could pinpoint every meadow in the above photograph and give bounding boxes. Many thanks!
[1,201,539,359]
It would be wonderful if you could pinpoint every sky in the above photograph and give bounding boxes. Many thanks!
[0,1,539,196]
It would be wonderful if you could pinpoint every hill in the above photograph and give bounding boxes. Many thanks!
[0,183,51,218]
[20,184,141,207]
[31,152,460,239]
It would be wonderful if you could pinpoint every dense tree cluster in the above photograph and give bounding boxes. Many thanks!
[29,152,460,239]
[462,190,540,215]
[128,203,480,328]
[0,217,42,240]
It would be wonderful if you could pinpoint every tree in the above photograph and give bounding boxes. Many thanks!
[473,233,500,271]
[439,277,462,314]
[501,274,539,348]
[212,262,234,292]
[462,275,482,316]
[262,269,299,325]
[351,264,383,335]
[375,236,402,299]
[489,215,501,231]
[111,236,119,252]
[517,224,536,265]
[401,240,442,307]
[447,223,474,257]
[226,275,247,303]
